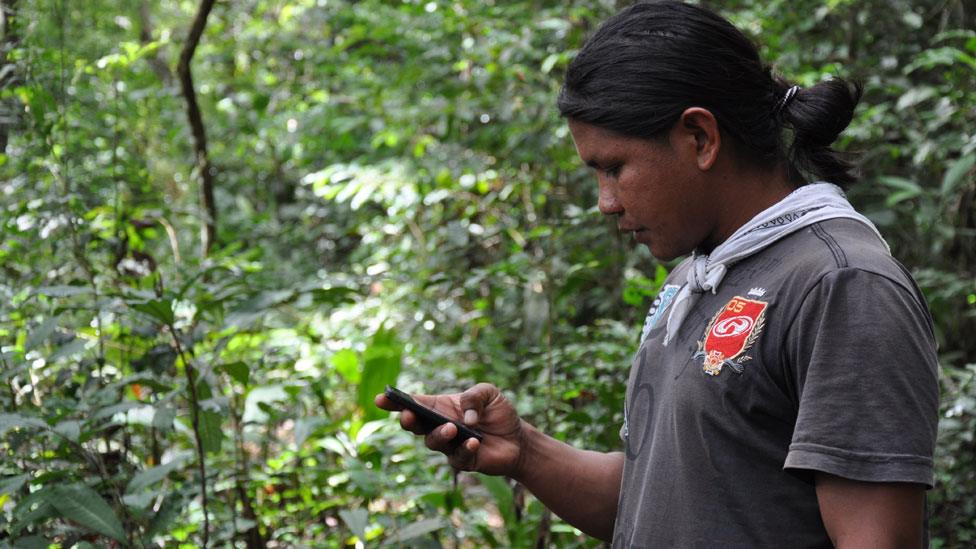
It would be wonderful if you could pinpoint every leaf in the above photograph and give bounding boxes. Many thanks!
[152,405,176,431]
[91,402,144,422]
[126,458,185,494]
[220,361,250,386]
[44,484,126,542]
[895,87,935,111]
[339,507,369,542]
[294,416,327,447]
[941,154,976,195]
[0,474,29,495]
[131,298,175,325]
[198,409,224,454]
[877,176,923,206]
[12,536,50,549]
[383,517,447,545]
[53,420,81,442]
[147,493,181,538]
[122,491,158,510]
[357,326,402,421]
[48,337,89,361]
[479,475,515,527]
[0,413,49,436]
[11,491,55,536]
[332,349,360,384]
[34,285,93,298]
[25,316,58,351]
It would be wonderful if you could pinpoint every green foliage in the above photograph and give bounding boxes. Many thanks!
[0,0,972,547]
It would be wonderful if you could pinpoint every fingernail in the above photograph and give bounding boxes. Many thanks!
[464,409,478,425]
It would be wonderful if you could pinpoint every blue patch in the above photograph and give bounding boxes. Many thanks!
[640,284,681,342]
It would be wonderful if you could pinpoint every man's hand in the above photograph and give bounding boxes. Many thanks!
[377,382,623,541]
[816,473,925,548]
[375,383,526,476]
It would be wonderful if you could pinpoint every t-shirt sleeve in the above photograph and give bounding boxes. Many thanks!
[782,268,939,487]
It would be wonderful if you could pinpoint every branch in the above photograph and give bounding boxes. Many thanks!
[168,324,211,549]
[176,0,218,257]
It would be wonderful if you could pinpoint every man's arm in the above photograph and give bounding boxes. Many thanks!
[510,422,623,541]
[376,383,623,541]
[816,473,925,549]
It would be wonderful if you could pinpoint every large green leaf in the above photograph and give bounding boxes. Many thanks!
[357,325,402,421]
[198,409,224,454]
[44,484,126,542]
[131,298,175,325]
[332,349,360,384]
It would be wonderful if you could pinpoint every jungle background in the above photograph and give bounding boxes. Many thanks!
[0,0,973,547]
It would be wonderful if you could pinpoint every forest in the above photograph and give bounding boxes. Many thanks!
[0,0,973,547]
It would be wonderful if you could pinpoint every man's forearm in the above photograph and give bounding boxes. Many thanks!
[511,421,623,541]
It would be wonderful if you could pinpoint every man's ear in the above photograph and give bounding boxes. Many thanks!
[674,107,721,171]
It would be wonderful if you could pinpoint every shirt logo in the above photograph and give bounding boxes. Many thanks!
[640,284,680,343]
[694,296,768,376]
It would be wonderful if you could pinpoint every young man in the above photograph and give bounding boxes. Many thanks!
[378,3,938,547]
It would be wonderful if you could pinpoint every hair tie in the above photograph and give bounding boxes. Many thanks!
[775,85,801,114]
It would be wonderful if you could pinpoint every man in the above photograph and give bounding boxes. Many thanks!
[377,3,938,547]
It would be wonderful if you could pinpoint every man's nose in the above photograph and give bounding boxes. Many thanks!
[598,181,623,216]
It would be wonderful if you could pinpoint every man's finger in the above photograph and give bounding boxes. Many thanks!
[448,437,480,471]
[424,422,460,452]
[374,393,401,411]
[399,410,429,435]
[459,383,499,426]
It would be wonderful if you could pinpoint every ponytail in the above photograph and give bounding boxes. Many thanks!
[777,79,863,188]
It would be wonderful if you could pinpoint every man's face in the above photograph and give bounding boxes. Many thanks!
[568,119,719,261]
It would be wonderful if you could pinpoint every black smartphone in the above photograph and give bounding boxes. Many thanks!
[384,385,484,443]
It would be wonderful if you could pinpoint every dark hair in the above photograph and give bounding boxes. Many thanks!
[557,1,862,188]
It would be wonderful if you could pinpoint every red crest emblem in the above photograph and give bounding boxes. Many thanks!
[695,296,768,376]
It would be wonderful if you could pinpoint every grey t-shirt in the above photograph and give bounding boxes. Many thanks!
[613,219,939,548]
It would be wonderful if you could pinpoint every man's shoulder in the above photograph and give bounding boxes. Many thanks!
[767,218,915,292]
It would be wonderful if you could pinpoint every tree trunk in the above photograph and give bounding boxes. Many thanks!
[177,0,218,257]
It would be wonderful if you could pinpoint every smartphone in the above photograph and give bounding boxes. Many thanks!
[384,385,484,443]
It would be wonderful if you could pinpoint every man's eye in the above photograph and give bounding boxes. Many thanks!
[604,165,621,178]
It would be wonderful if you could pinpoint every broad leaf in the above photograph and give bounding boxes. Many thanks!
[198,409,224,454]
[357,326,402,421]
[220,361,250,385]
[44,484,126,542]
[131,299,175,325]
[0,474,29,496]
[339,507,369,542]
[332,349,360,384]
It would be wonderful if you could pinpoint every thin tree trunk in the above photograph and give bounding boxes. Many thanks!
[0,0,20,154]
[177,0,218,257]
